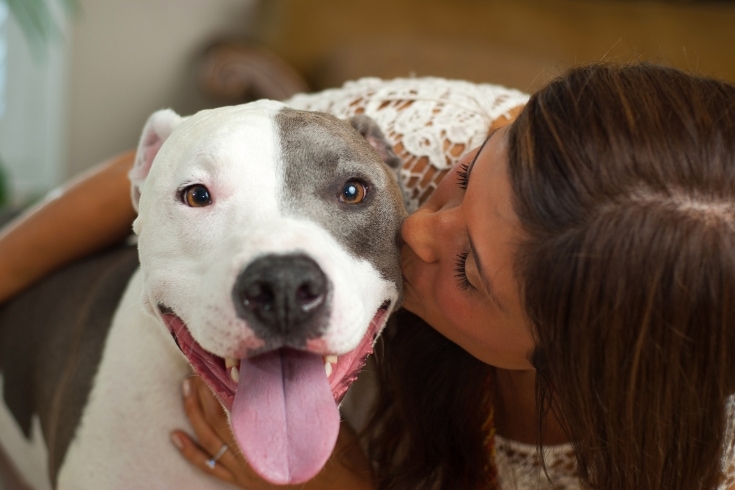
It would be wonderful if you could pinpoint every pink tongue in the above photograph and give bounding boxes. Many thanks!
[231,350,340,485]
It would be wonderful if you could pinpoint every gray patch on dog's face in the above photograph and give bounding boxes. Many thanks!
[276,108,406,289]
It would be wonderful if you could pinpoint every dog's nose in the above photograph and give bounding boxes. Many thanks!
[233,253,330,342]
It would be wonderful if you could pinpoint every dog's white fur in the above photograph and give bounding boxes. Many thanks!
[58,271,202,488]
[132,103,397,360]
[1,100,403,489]
[0,377,49,490]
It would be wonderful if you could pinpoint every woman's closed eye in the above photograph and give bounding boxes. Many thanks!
[454,250,475,291]
[456,163,470,190]
[455,162,477,292]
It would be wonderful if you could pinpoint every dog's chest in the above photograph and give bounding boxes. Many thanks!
[57,271,231,489]
[0,244,140,488]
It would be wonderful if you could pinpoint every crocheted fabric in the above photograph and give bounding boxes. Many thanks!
[721,396,735,489]
[495,435,579,490]
[286,77,528,214]
[495,395,735,489]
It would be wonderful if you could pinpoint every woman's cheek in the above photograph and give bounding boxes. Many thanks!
[432,280,469,327]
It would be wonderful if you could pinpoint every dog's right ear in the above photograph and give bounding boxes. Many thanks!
[348,115,400,170]
[129,109,184,212]
[348,114,410,210]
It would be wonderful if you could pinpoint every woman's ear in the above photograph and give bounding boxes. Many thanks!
[129,109,184,212]
[347,114,400,170]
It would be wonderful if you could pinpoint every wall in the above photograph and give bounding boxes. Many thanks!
[259,0,735,93]
[66,0,257,177]
[4,0,735,195]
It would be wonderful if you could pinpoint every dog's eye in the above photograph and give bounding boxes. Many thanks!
[340,180,367,204]
[182,184,212,207]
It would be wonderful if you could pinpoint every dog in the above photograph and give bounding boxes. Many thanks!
[0,99,407,489]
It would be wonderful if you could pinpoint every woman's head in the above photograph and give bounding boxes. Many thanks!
[400,126,534,369]
[509,63,735,489]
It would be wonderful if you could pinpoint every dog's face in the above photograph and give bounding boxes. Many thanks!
[129,100,406,484]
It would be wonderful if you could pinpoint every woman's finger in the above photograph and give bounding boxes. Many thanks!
[170,429,236,484]
[181,376,228,452]
[181,377,248,475]
[190,376,238,447]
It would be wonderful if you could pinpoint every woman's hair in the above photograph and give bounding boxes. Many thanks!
[365,62,735,489]
[509,62,735,489]
[365,309,495,489]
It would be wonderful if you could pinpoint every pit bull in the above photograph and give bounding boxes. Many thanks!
[0,99,406,489]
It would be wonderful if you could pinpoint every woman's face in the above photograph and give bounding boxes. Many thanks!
[400,126,535,370]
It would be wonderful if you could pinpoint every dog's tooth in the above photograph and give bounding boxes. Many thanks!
[230,366,240,383]
[322,355,337,377]
[324,355,338,364]
[225,357,238,369]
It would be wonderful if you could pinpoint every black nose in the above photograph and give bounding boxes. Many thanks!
[233,253,330,342]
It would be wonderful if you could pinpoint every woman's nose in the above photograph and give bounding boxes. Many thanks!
[401,206,460,264]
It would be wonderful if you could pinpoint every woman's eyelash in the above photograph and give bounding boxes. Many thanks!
[456,163,470,190]
[454,251,473,290]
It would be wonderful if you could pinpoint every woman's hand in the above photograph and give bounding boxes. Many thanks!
[171,375,374,489]
[171,376,248,485]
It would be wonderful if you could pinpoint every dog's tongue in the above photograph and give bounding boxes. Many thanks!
[231,349,340,485]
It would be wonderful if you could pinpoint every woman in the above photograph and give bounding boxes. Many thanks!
[1,63,734,489]
[374,62,735,489]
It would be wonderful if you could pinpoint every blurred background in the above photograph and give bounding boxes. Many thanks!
[0,0,733,207]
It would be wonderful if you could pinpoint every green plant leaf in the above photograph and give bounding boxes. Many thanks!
[5,0,78,51]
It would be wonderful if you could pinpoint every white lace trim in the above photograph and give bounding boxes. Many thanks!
[496,395,735,489]
[722,396,735,489]
[495,435,579,490]
[285,77,529,213]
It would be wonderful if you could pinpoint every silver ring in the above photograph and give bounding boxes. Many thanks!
[206,444,229,469]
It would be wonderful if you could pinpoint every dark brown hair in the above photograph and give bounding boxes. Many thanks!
[509,63,735,489]
[365,63,735,489]
[365,309,495,489]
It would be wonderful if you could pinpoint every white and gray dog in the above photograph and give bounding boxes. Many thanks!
[0,100,406,489]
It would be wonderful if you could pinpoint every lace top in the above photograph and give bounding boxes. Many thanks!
[495,395,735,489]
[286,77,735,489]
[495,435,579,490]
[286,77,528,214]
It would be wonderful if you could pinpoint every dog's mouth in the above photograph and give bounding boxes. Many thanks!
[160,301,390,485]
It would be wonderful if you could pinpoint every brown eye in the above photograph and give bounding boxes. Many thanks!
[340,180,367,204]
[182,184,211,207]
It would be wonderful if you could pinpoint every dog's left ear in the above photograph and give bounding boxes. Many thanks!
[348,115,400,170]
[129,109,185,212]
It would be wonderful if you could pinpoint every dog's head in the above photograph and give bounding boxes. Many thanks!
[129,100,406,484]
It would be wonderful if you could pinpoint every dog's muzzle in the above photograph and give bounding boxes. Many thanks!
[233,253,332,347]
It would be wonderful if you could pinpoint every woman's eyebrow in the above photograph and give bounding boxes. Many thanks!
[465,129,497,183]
[465,129,506,313]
